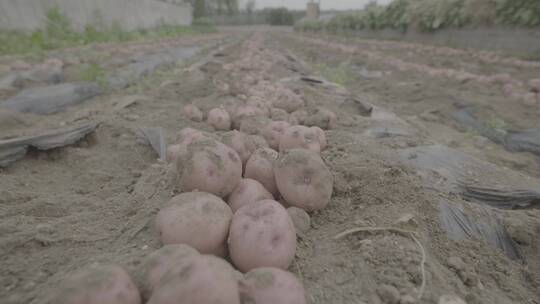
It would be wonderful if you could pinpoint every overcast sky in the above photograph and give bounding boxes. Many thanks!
[238,0,393,10]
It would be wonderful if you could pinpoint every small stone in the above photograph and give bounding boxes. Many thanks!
[142,245,148,250]
[377,284,400,304]
[400,295,416,304]
[447,256,466,272]
[438,295,467,304]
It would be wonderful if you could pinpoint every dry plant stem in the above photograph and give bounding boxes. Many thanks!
[334,227,427,301]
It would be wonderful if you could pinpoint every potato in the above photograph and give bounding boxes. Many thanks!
[140,245,200,299]
[148,255,240,304]
[156,192,233,255]
[270,108,289,121]
[176,139,242,197]
[221,130,251,165]
[176,128,215,146]
[262,121,290,150]
[228,178,274,212]
[240,268,306,304]
[274,149,333,211]
[304,108,337,130]
[245,135,269,155]
[244,148,279,197]
[233,106,267,129]
[311,126,327,150]
[290,109,308,125]
[208,108,231,131]
[166,144,181,163]
[183,104,204,122]
[279,125,321,153]
[246,97,271,117]
[272,88,304,113]
[239,115,271,135]
[287,207,311,235]
[228,200,297,272]
[47,265,140,304]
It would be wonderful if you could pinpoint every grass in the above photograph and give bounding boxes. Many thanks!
[0,6,216,57]
[316,63,353,86]
[77,63,107,87]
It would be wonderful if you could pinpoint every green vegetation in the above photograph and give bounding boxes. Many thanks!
[0,6,216,56]
[265,8,295,26]
[295,0,540,33]
[77,63,107,87]
[316,63,353,86]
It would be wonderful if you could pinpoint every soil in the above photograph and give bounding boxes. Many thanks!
[1,27,539,304]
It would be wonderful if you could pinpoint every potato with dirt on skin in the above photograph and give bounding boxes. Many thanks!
[233,105,267,129]
[139,244,200,299]
[176,139,242,197]
[272,88,304,113]
[183,104,204,122]
[287,207,311,234]
[221,130,251,165]
[240,267,306,304]
[228,178,274,212]
[274,149,333,212]
[207,108,231,131]
[311,126,327,150]
[148,255,240,304]
[270,108,289,122]
[290,109,308,125]
[239,115,271,135]
[262,121,290,151]
[46,264,141,304]
[245,148,279,197]
[304,108,337,130]
[228,199,297,272]
[279,125,321,153]
[169,128,217,164]
[156,192,233,256]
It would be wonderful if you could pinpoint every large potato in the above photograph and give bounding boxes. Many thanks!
[239,116,271,135]
[233,106,266,129]
[156,192,233,255]
[46,265,140,304]
[272,87,304,113]
[171,129,216,164]
[228,178,274,212]
[240,267,306,304]
[290,109,308,125]
[183,104,204,122]
[148,255,240,304]
[176,139,242,197]
[274,149,333,211]
[228,200,297,272]
[304,108,337,130]
[262,121,290,150]
[207,108,231,131]
[245,135,269,155]
[244,148,279,197]
[287,207,311,235]
[279,125,321,153]
[221,130,251,165]
[140,245,200,299]
[270,108,289,122]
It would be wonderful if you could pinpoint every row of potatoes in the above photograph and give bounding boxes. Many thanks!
[47,35,335,304]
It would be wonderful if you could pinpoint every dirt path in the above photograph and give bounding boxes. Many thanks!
[1,28,539,304]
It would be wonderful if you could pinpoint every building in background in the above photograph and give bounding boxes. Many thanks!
[306,0,320,20]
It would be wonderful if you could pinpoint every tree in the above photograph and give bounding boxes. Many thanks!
[194,0,206,18]
[246,0,256,15]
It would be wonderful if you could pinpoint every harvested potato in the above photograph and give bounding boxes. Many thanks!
[240,267,306,304]
[270,108,289,121]
[47,265,140,304]
[239,116,271,135]
[166,144,181,163]
[176,128,216,146]
[183,104,204,122]
[279,125,321,153]
[272,88,304,113]
[290,109,308,125]
[262,121,290,150]
[148,255,240,304]
[156,192,233,255]
[246,97,271,117]
[274,149,333,211]
[311,126,327,150]
[208,108,231,131]
[176,139,242,197]
[304,108,337,130]
[140,244,200,299]
[228,178,274,212]
[287,207,311,235]
[233,106,267,129]
[244,148,279,197]
[228,200,297,272]
[221,130,251,165]
[245,135,269,155]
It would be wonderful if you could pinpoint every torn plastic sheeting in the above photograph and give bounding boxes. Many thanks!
[0,122,98,167]
[439,200,522,261]
[364,107,412,138]
[399,145,540,209]
[0,82,101,115]
[452,107,540,156]
[139,127,166,161]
